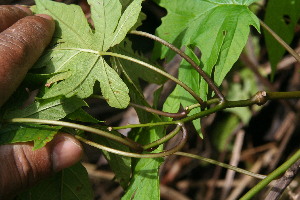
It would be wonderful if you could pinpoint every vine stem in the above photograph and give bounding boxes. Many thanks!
[260,20,300,64]
[75,124,188,158]
[175,152,266,180]
[130,30,226,102]
[91,94,188,118]
[240,149,300,200]
[5,118,143,152]
[111,91,300,130]
[55,47,205,107]
[142,124,182,150]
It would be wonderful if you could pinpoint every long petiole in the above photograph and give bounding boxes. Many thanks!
[91,94,188,118]
[175,152,266,180]
[6,118,143,152]
[260,20,300,64]
[142,124,182,150]
[75,125,188,158]
[130,30,226,102]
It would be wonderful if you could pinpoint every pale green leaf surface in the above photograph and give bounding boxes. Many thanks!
[35,0,143,108]
[98,57,130,108]
[0,123,61,150]
[17,162,93,200]
[3,97,86,120]
[155,0,260,98]
[108,0,143,48]
[264,0,300,78]
[88,0,122,51]
[35,0,93,48]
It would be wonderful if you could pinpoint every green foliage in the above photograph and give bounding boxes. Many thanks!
[17,162,93,200]
[84,129,132,188]
[34,0,144,109]
[155,0,260,99]
[3,97,86,120]
[0,123,61,150]
[163,47,202,136]
[264,0,300,79]
[1,0,299,199]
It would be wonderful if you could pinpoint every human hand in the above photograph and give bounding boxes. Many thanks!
[0,5,82,199]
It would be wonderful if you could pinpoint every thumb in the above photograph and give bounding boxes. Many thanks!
[0,134,82,199]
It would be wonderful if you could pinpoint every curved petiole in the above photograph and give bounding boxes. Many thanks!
[91,94,188,118]
[5,118,143,152]
[130,30,226,102]
[76,124,188,158]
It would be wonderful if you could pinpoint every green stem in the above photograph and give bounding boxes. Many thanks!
[55,47,205,107]
[111,91,300,129]
[6,118,143,152]
[142,124,182,150]
[175,152,266,180]
[130,30,226,102]
[76,125,188,158]
[266,91,300,100]
[240,149,300,200]
[91,94,188,118]
[101,51,205,106]
[260,20,300,64]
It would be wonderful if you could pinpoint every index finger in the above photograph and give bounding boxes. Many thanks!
[0,5,32,32]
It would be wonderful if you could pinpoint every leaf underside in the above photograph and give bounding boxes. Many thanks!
[34,0,144,109]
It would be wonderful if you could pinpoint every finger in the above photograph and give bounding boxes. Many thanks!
[0,134,82,199]
[0,15,55,107]
[0,5,32,32]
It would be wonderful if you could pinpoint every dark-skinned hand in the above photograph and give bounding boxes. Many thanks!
[0,5,83,199]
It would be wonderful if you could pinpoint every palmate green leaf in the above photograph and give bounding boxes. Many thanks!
[264,0,300,79]
[17,162,93,200]
[34,0,143,108]
[155,0,260,98]
[0,123,61,150]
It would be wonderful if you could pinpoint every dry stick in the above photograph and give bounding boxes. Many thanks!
[265,159,300,200]
[130,30,226,102]
[221,130,245,200]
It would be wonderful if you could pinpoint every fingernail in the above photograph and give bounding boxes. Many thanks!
[52,135,82,172]
[36,14,53,21]
[15,5,32,15]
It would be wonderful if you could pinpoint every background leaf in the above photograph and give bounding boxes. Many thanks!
[264,0,300,79]
[155,0,260,99]
[0,123,61,150]
[3,97,86,120]
[17,162,93,200]
[82,128,132,188]
[163,47,202,136]
[121,80,165,200]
